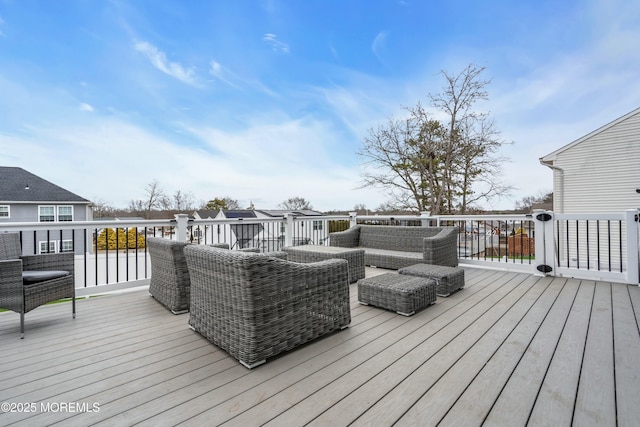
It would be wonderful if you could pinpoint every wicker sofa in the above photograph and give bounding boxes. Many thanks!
[184,245,351,368]
[329,225,459,269]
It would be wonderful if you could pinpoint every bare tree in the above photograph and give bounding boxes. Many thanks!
[172,190,196,211]
[90,198,116,218]
[128,179,166,219]
[279,197,313,210]
[514,191,553,213]
[429,64,512,213]
[358,63,512,214]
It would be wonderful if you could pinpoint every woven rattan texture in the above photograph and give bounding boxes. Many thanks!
[282,246,365,283]
[398,263,465,296]
[357,273,436,315]
[184,245,350,368]
[147,237,191,313]
[329,225,459,269]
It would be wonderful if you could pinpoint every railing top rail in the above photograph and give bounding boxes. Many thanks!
[190,217,284,226]
[0,219,175,232]
[553,212,628,220]
[438,214,534,221]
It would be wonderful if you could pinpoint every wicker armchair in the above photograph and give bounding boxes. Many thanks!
[148,238,288,314]
[184,245,350,368]
[147,237,192,314]
[0,233,75,338]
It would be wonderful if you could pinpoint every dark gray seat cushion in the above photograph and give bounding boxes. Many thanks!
[22,270,70,285]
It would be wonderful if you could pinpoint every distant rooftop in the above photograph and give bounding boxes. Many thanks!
[258,209,324,217]
[0,166,90,203]
[224,210,258,219]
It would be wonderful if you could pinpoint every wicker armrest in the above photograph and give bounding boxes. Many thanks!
[422,226,459,267]
[21,252,75,274]
[329,226,361,248]
[0,259,25,295]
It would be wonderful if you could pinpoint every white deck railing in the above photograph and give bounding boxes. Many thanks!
[1,210,637,296]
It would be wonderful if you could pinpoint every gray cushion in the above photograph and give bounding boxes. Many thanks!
[22,270,70,285]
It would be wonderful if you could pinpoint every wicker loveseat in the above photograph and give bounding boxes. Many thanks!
[329,225,459,269]
[184,245,351,368]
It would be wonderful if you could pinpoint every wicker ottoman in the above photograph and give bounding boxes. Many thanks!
[398,264,465,297]
[357,273,436,316]
[283,245,365,283]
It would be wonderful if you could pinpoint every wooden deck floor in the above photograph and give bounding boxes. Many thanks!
[0,268,639,426]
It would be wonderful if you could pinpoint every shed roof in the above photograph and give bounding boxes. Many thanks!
[0,167,90,203]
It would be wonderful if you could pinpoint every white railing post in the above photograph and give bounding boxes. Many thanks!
[533,210,555,276]
[175,214,189,242]
[284,213,294,247]
[349,212,358,228]
[420,211,431,227]
[625,209,639,285]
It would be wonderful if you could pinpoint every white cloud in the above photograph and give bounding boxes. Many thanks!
[80,103,94,112]
[0,110,385,211]
[134,41,198,86]
[371,31,389,61]
[208,60,242,89]
[263,33,290,53]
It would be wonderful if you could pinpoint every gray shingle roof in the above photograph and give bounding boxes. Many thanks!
[0,167,90,203]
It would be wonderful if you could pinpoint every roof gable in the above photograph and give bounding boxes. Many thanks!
[0,167,90,203]
[540,107,640,162]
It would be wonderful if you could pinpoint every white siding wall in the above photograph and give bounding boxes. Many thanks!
[554,110,640,213]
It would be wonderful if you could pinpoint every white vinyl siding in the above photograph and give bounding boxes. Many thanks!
[552,110,640,214]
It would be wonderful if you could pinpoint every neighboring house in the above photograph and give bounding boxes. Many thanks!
[0,166,92,254]
[540,107,640,213]
[189,208,327,249]
[255,209,327,246]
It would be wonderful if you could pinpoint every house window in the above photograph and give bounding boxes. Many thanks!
[39,241,57,254]
[313,220,323,231]
[0,206,8,218]
[280,222,285,233]
[58,206,73,221]
[61,240,73,252]
[39,206,55,222]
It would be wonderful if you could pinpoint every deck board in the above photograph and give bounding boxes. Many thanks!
[573,283,617,427]
[0,268,638,426]
[350,272,536,426]
[436,275,559,426]
[611,284,640,426]
[528,280,595,426]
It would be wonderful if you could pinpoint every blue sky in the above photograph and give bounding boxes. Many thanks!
[1,0,639,212]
